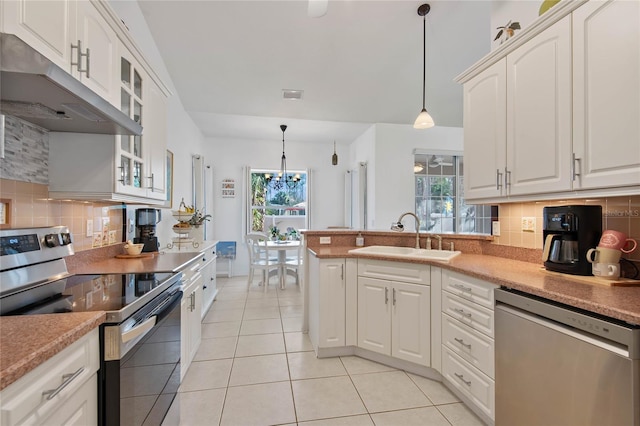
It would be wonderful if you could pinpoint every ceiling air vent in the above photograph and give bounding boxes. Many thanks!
[282,89,303,100]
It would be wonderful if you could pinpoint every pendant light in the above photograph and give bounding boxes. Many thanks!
[414,3,435,129]
[332,141,338,165]
[265,124,300,190]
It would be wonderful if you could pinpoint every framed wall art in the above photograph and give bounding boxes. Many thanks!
[222,179,235,198]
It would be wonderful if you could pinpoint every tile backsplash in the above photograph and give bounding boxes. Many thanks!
[0,115,124,252]
[0,179,123,251]
[494,196,640,261]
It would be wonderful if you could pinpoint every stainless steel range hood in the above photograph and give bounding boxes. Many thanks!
[0,33,142,135]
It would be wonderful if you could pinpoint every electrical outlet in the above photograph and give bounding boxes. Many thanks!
[521,217,536,232]
[319,236,332,244]
[492,221,501,236]
[86,219,93,237]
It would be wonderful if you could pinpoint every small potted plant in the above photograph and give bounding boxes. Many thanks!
[287,227,299,241]
[188,209,211,228]
[269,225,280,241]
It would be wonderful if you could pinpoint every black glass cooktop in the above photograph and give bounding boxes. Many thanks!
[7,272,176,318]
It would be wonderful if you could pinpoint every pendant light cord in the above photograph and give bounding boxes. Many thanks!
[421,14,426,109]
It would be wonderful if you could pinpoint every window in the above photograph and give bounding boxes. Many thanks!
[248,169,308,236]
[414,153,493,234]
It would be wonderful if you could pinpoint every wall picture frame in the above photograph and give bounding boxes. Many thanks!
[165,150,174,208]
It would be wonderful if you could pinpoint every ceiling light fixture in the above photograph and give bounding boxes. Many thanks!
[265,124,300,190]
[414,4,435,129]
[332,141,338,166]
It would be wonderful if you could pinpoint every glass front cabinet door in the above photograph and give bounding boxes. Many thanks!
[116,45,147,197]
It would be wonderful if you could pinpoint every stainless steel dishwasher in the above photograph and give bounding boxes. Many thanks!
[495,288,640,426]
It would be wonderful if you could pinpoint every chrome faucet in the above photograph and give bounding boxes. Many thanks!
[391,212,421,249]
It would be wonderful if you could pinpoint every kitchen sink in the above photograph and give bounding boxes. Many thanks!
[348,245,461,263]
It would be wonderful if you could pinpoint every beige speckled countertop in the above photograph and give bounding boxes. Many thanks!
[69,251,202,275]
[0,312,106,391]
[1,250,204,391]
[310,246,640,325]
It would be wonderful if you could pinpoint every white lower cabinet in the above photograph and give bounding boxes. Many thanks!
[442,346,495,419]
[180,260,203,379]
[441,270,498,422]
[199,246,218,319]
[0,329,99,426]
[357,260,431,366]
[358,277,431,366]
[308,256,346,350]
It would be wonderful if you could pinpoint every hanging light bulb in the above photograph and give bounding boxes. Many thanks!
[414,4,435,129]
[332,141,338,166]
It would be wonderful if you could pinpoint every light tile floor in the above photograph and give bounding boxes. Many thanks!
[164,276,486,426]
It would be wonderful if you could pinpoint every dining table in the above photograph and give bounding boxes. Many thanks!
[261,240,301,289]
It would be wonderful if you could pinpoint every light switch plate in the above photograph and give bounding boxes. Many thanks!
[492,221,500,236]
[86,219,93,237]
[319,236,332,244]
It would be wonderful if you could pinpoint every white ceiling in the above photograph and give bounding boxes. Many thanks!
[137,0,492,144]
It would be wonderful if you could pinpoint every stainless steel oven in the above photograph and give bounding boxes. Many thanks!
[0,227,183,426]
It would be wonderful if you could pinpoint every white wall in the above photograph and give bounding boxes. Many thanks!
[107,1,206,246]
[204,136,349,275]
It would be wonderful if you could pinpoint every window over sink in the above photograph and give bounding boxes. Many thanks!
[414,152,495,234]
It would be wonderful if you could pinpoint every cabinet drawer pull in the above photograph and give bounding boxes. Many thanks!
[505,167,511,188]
[42,367,85,400]
[453,308,472,318]
[454,337,472,349]
[392,288,396,306]
[452,283,472,292]
[454,372,471,386]
[496,169,503,190]
[147,173,155,189]
[385,287,389,305]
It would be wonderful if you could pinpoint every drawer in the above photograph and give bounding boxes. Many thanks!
[442,270,497,309]
[442,313,494,378]
[442,346,494,420]
[358,259,430,285]
[0,329,99,426]
[442,292,495,338]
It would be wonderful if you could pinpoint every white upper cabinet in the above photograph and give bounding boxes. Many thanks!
[144,77,168,199]
[572,0,640,190]
[463,60,507,200]
[1,0,73,69]
[73,0,118,104]
[506,15,572,196]
[459,0,639,202]
[2,0,118,104]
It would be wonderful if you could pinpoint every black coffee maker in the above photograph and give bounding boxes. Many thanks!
[134,208,162,252]
[542,205,602,275]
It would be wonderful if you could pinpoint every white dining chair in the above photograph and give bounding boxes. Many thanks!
[283,242,303,287]
[245,233,279,292]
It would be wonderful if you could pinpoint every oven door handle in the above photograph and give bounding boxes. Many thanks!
[122,316,156,343]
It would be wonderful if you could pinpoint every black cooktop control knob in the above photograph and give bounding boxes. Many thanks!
[60,233,72,245]
[44,234,62,247]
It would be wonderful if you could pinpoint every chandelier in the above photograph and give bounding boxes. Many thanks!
[265,124,300,190]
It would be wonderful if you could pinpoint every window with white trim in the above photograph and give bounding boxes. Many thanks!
[414,153,493,234]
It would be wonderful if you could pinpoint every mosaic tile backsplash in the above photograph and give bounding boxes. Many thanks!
[0,115,123,251]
